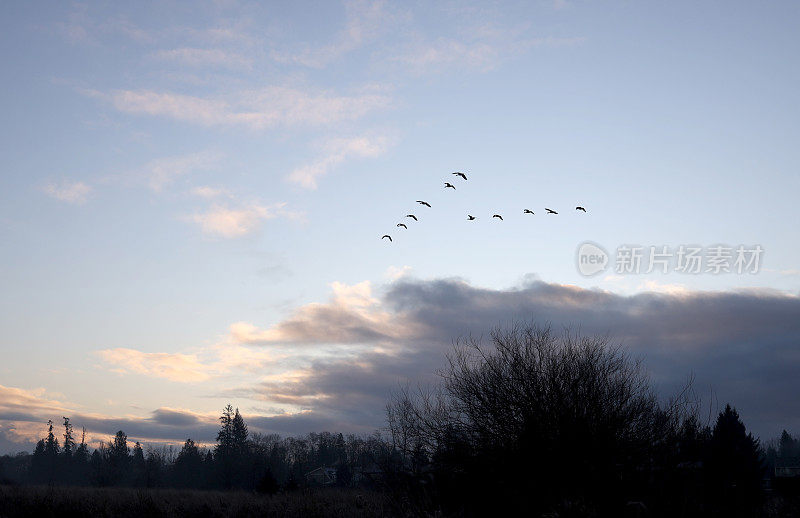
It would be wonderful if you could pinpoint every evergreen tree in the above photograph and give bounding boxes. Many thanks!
[144,447,164,488]
[44,420,60,457]
[132,441,144,462]
[30,439,46,483]
[213,405,250,489]
[232,408,249,454]
[111,430,129,459]
[174,439,203,488]
[131,441,146,487]
[779,429,798,459]
[73,427,90,485]
[203,450,215,489]
[108,430,129,485]
[90,447,109,486]
[215,405,236,488]
[706,404,764,514]
[62,417,75,458]
[39,420,60,484]
[216,404,234,455]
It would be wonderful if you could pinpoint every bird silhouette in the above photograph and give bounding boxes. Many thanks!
[444,182,456,189]
[524,209,534,214]
[467,215,476,220]
[406,214,418,221]
[396,223,407,229]
[381,235,392,241]
[416,200,431,207]
[576,206,587,212]
[453,172,467,180]
[493,214,503,220]
[546,208,558,214]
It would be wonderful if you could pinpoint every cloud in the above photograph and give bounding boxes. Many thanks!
[288,134,391,188]
[142,151,220,192]
[0,383,337,453]
[0,401,220,452]
[0,385,75,452]
[229,277,800,439]
[230,280,419,345]
[150,407,202,427]
[188,201,299,238]
[153,47,253,69]
[190,185,230,199]
[89,86,391,130]
[399,37,502,72]
[271,0,395,68]
[51,408,221,448]
[0,385,73,422]
[6,278,798,451]
[96,348,214,382]
[95,343,276,383]
[397,34,584,73]
[42,180,92,204]
[385,265,413,281]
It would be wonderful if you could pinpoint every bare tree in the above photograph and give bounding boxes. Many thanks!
[387,323,695,514]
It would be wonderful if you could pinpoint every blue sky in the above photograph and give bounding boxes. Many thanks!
[1,0,799,452]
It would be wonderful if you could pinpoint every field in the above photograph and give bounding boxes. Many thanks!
[0,485,391,518]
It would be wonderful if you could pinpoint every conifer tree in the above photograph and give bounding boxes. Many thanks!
[706,404,764,512]
[215,404,236,488]
[131,441,146,486]
[44,419,60,457]
[62,417,75,458]
[232,408,249,455]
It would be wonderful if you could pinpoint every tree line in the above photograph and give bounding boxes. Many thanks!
[2,324,799,516]
[0,405,390,493]
[384,325,784,516]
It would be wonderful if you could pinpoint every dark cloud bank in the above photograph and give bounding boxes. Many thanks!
[4,277,798,453]
[246,278,800,442]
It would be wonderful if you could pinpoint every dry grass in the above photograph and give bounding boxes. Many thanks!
[0,485,392,518]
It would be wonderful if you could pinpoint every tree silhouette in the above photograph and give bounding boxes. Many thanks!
[107,430,130,485]
[779,429,799,459]
[706,404,764,514]
[174,438,203,488]
[44,420,60,457]
[131,441,145,486]
[31,420,61,484]
[3,392,780,514]
[62,417,75,459]
[30,439,46,483]
[232,408,249,457]
[387,324,695,515]
[215,405,249,488]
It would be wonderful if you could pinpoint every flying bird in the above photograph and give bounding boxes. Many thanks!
[397,223,407,229]
[381,235,392,241]
[467,215,476,220]
[576,206,587,212]
[546,208,558,214]
[416,200,431,207]
[453,172,467,180]
[493,214,503,220]
[406,214,418,221]
[523,209,534,214]
[444,182,456,189]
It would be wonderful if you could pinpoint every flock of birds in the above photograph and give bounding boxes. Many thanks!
[381,172,588,242]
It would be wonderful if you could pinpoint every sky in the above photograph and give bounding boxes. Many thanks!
[1,0,799,453]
